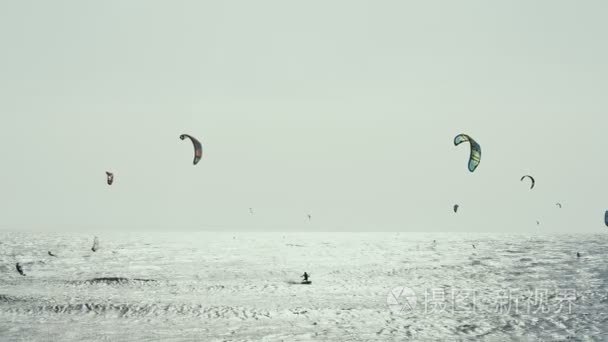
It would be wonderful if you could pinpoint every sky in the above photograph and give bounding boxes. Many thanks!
[0,0,607,232]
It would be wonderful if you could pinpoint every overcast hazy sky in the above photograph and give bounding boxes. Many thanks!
[1,1,606,232]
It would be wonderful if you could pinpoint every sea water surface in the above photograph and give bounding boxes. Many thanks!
[1,232,607,341]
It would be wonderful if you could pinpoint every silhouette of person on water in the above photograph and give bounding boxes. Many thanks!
[15,263,25,276]
[301,272,309,282]
[577,252,581,258]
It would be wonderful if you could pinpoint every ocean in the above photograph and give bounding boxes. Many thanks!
[1,232,607,341]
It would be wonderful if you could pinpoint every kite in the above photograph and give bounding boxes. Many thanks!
[106,172,114,185]
[179,134,203,165]
[91,236,100,252]
[520,175,535,189]
[454,134,481,172]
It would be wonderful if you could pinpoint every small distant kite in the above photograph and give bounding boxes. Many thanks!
[15,263,25,276]
[556,202,562,208]
[454,134,481,172]
[91,236,100,252]
[307,214,312,221]
[179,134,203,165]
[106,171,114,185]
[453,204,459,213]
[249,208,254,215]
[520,175,535,189]
[48,251,56,257]
[536,220,540,226]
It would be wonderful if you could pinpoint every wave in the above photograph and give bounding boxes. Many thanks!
[0,294,26,303]
[82,277,156,285]
[1,301,273,320]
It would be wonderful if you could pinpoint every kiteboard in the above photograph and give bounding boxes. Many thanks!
[301,280,312,285]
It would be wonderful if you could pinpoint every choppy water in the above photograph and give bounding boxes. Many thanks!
[1,232,607,341]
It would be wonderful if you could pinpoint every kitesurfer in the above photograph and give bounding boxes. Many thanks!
[577,252,581,258]
[302,272,309,282]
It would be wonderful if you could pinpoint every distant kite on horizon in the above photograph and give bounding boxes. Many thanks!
[91,236,100,252]
[556,202,562,208]
[453,204,459,213]
[15,263,25,276]
[179,134,203,165]
[454,134,481,172]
